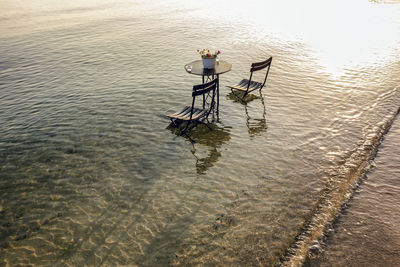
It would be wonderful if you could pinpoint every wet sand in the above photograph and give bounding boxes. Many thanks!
[305,116,400,267]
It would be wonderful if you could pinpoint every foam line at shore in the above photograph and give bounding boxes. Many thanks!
[278,95,400,266]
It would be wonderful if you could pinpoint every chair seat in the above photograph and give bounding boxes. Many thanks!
[227,79,263,92]
[166,78,218,135]
[167,106,208,121]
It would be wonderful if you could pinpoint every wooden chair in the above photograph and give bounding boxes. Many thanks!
[166,78,218,134]
[227,57,272,101]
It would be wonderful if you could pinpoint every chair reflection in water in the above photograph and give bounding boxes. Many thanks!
[227,57,272,101]
[244,92,267,136]
[189,123,230,174]
[227,90,268,137]
[167,121,231,175]
[166,78,218,135]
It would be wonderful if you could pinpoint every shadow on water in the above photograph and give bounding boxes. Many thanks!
[115,121,231,265]
[68,121,230,266]
[167,121,231,175]
[226,91,268,137]
[62,151,183,266]
[2,116,231,266]
[95,185,170,266]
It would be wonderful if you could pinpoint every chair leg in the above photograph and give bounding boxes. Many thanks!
[178,120,212,137]
[178,120,197,135]
[205,123,212,130]
[198,120,212,130]
[231,88,241,99]
[179,122,190,134]
[177,127,195,143]
[230,88,248,103]
[170,119,177,127]
[186,122,197,132]
[170,118,183,128]
[234,91,247,104]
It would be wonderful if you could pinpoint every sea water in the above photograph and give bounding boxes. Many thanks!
[1,0,400,266]
[305,114,400,266]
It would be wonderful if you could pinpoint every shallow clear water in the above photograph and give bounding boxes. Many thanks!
[305,116,400,267]
[0,0,400,266]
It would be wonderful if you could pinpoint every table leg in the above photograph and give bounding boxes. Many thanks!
[202,74,219,115]
[216,74,219,114]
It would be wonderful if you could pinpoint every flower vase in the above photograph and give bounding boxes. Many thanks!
[202,58,216,69]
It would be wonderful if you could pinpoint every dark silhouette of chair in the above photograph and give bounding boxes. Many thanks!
[227,57,272,101]
[166,78,218,134]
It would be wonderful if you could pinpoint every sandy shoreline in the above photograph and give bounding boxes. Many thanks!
[304,115,400,266]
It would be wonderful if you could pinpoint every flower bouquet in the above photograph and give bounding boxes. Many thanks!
[197,49,221,69]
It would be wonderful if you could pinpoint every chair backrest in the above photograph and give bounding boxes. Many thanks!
[192,78,218,97]
[190,78,218,119]
[248,56,272,89]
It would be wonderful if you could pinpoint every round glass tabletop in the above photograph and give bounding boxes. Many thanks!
[184,60,232,76]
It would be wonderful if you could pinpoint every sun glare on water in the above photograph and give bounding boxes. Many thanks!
[193,0,400,76]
